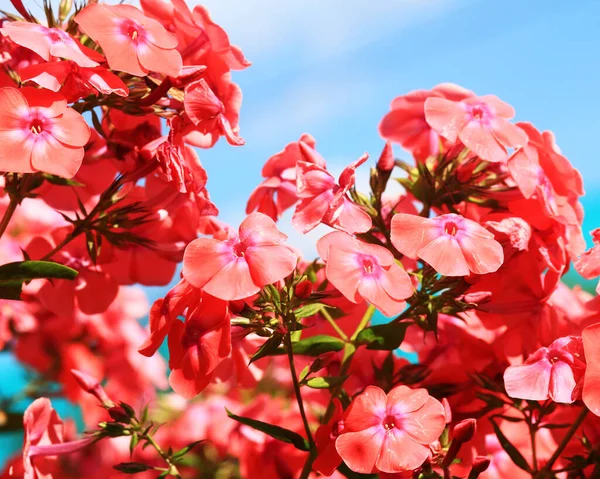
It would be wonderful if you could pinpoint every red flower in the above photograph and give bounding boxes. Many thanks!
[424,94,527,163]
[75,3,182,77]
[317,231,413,317]
[391,213,504,276]
[182,213,297,301]
[335,385,445,474]
[293,154,372,234]
[0,87,90,178]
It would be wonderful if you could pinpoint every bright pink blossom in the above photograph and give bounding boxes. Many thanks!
[182,212,297,301]
[504,336,585,403]
[0,87,90,177]
[168,292,230,398]
[335,385,445,474]
[20,61,128,102]
[247,134,325,221]
[0,21,102,67]
[314,399,344,475]
[424,94,527,163]
[379,83,473,161]
[583,323,600,416]
[317,231,413,317]
[390,213,504,276]
[75,3,182,77]
[293,154,372,234]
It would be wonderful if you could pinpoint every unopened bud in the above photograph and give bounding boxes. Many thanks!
[58,0,72,21]
[108,406,130,424]
[71,370,114,408]
[453,418,477,444]
[460,291,492,305]
[295,280,313,299]
[468,456,491,479]
[377,142,395,173]
[309,351,337,373]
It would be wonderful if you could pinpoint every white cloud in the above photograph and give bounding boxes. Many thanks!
[197,0,465,64]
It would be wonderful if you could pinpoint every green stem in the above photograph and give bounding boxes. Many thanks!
[40,226,82,261]
[321,308,348,341]
[285,333,316,479]
[535,407,588,478]
[351,304,376,341]
[142,433,182,478]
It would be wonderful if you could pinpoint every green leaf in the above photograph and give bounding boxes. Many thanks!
[171,440,204,461]
[290,335,345,356]
[305,376,347,389]
[298,365,310,383]
[42,174,84,187]
[355,322,410,350]
[113,462,153,474]
[226,409,310,451]
[129,432,138,457]
[490,419,532,473]
[294,302,326,319]
[0,261,78,300]
[249,331,284,364]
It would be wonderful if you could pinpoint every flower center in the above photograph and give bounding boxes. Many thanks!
[444,221,459,236]
[121,20,144,41]
[233,242,247,258]
[382,415,396,431]
[29,119,44,135]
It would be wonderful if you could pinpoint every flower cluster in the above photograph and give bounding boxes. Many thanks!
[0,1,599,479]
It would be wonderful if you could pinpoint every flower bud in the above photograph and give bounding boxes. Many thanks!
[468,456,491,479]
[309,351,337,373]
[71,369,114,408]
[453,418,477,444]
[377,142,395,173]
[108,406,130,424]
[460,291,492,305]
[295,280,313,299]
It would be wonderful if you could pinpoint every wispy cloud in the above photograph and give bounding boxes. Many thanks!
[197,0,466,65]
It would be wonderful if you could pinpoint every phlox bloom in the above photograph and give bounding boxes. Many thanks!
[22,398,64,479]
[0,21,102,67]
[317,231,413,317]
[583,323,600,416]
[504,336,585,403]
[20,61,128,102]
[75,3,182,77]
[0,87,90,178]
[379,83,473,161]
[335,385,445,474]
[182,212,297,301]
[390,213,503,277]
[293,154,372,234]
[168,292,230,398]
[424,94,527,163]
[574,228,600,294]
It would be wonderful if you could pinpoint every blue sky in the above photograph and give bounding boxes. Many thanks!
[1,0,600,465]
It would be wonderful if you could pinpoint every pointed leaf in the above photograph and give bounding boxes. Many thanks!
[226,409,310,451]
[355,322,410,350]
[490,419,532,473]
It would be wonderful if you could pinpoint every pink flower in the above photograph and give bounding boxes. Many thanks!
[504,336,585,403]
[20,61,128,102]
[314,399,345,475]
[424,94,527,163]
[574,229,600,294]
[247,134,325,221]
[583,323,600,416]
[0,21,103,67]
[182,212,297,301]
[0,87,90,178]
[167,292,230,398]
[75,3,182,77]
[379,83,473,161]
[22,398,95,479]
[293,154,372,234]
[390,213,504,276]
[335,385,445,474]
[317,231,413,317]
